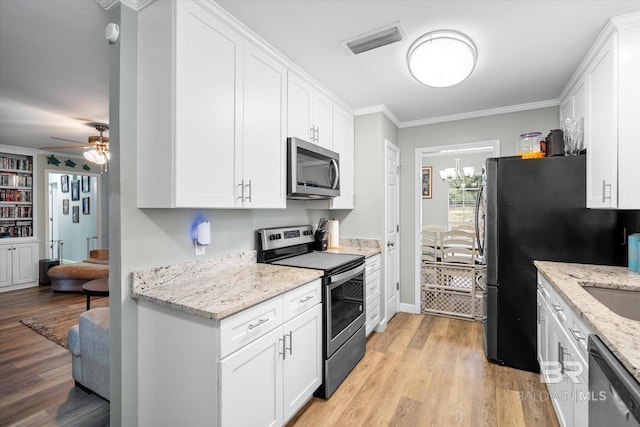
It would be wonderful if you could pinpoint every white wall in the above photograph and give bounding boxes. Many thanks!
[399,107,560,308]
[333,112,399,325]
[110,5,331,424]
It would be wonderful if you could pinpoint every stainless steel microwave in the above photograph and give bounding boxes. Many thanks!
[287,137,340,199]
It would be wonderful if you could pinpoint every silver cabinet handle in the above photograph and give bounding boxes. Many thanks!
[245,180,252,203]
[238,179,245,201]
[569,328,586,342]
[602,180,612,203]
[552,304,563,312]
[315,126,319,143]
[387,241,395,247]
[299,295,313,303]
[248,318,269,329]
[286,331,293,355]
[279,337,285,360]
[309,127,315,142]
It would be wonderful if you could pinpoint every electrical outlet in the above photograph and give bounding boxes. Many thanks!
[195,242,205,256]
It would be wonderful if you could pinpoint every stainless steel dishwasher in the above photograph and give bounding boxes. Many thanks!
[589,335,640,426]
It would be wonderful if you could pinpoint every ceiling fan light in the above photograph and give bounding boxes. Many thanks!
[407,30,477,87]
[84,149,106,165]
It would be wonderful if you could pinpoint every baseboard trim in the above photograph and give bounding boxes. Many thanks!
[399,303,420,314]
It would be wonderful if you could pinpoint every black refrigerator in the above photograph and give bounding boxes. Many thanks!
[482,155,623,373]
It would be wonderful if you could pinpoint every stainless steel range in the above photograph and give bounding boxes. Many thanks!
[257,225,366,398]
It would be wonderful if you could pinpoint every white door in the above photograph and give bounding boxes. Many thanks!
[385,141,400,321]
[12,243,37,285]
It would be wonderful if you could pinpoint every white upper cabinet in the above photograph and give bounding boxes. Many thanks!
[288,73,334,150]
[330,104,355,209]
[241,42,287,208]
[585,33,618,209]
[560,12,640,209]
[138,0,285,208]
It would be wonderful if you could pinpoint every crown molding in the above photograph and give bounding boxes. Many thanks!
[96,0,155,12]
[398,99,560,129]
[353,105,401,127]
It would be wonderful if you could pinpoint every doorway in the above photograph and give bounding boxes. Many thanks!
[45,171,102,263]
[413,140,500,311]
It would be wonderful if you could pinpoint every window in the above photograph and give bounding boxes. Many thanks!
[447,176,481,229]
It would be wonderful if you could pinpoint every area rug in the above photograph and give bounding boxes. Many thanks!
[20,298,109,349]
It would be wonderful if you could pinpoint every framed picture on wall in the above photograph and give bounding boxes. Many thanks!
[82,197,90,215]
[62,199,69,215]
[61,175,69,193]
[422,166,432,199]
[72,206,79,223]
[82,175,90,193]
[71,180,80,201]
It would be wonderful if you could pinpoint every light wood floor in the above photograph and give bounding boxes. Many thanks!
[0,286,109,427]
[289,312,560,427]
[1,288,559,427]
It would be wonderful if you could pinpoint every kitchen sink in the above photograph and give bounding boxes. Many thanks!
[580,284,640,322]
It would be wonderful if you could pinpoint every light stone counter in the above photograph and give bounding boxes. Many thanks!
[534,261,640,382]
[327,237,382,258]
[131,251,323,320]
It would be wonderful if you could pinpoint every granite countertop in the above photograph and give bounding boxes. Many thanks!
[131,251,323,320]
[534,261,640,382]
[327,237,382,258]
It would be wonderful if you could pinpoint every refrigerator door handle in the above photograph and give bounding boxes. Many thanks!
[474,182,484,257]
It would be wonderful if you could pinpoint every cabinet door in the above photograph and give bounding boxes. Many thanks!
[312,92,333,150]
[0,245,11,288]
[536,291,547,371]
[586,33,618,208]
[220,327,283,427]
[288,74,313,142]
[282,304,322,422]
[174,1,243,207]
[242,42,287,208]
[330,104,354,209]
[12,243,37,285]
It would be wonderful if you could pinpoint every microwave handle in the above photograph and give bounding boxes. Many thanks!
[330,159,340,190]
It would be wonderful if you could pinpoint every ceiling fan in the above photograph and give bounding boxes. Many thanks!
[47,122,110,172]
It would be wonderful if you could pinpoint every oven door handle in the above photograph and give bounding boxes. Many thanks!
[329,264,365,285]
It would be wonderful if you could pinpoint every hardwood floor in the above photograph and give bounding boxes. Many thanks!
[0,286,109,427]
[0,287,559,427]
[289,312,560,427]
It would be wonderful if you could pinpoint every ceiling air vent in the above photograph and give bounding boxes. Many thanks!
[342,23,407,56]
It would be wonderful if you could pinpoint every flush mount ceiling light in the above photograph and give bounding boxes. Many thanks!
[407,30,477,87]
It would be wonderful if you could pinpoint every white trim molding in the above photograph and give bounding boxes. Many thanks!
[399,99,559,128]
[413,140,500,318]
[96,0,155,11]
[353,104,401,127]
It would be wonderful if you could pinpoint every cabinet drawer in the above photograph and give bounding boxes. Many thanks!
[566,311,593,364]
[282,279,321,322]
[220,296,283,358]
[365,254,381,276]
[365,270,380,304]
[365,295,380,336]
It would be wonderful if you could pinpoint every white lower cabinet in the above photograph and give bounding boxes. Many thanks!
[138,279,322,427]
[0,242,38,291]
[537,271,592,427]
[220,304,322,426]
[365,254,381,335]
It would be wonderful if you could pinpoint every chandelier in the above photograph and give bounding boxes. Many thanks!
[439,158,475,188]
